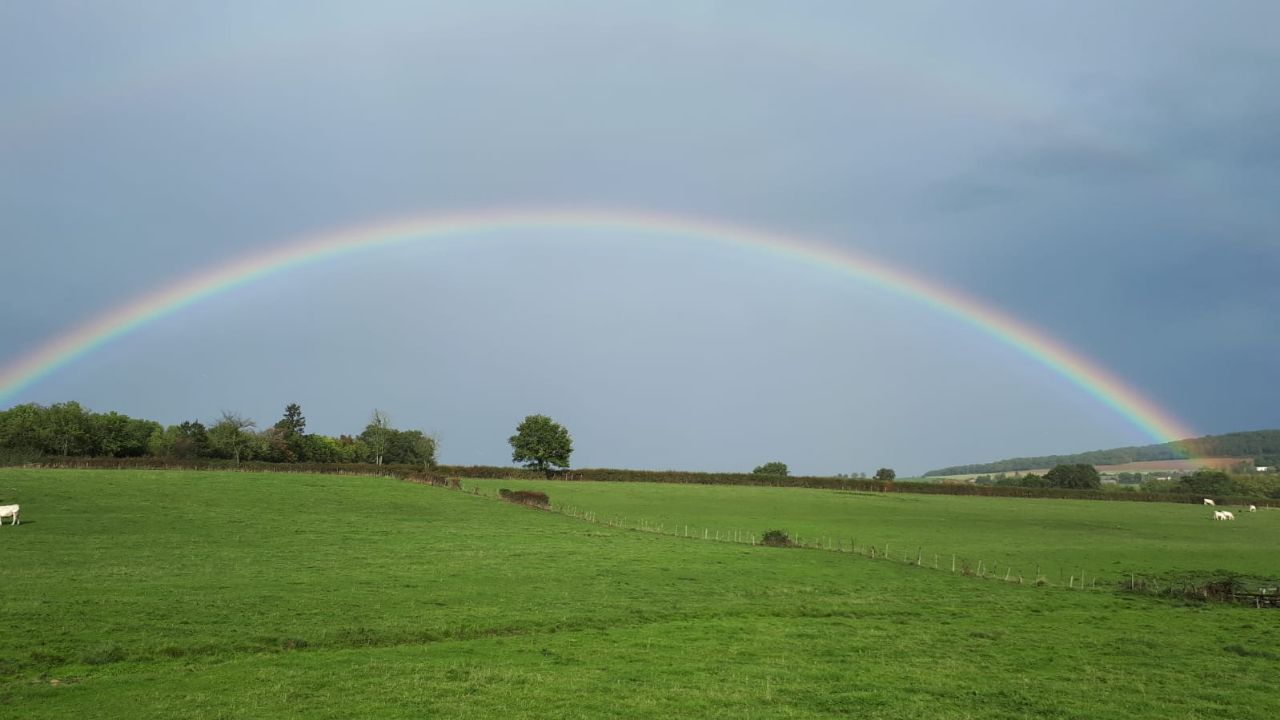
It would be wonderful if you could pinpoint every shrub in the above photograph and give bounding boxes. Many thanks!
[498,489,550,507]
[760,529,792,547]
[1202,574,1244,601]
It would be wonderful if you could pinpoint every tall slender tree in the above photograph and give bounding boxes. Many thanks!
[360,409,392,465]
[274,403,306,436]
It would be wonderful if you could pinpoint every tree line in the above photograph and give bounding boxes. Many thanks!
[751,462,897,484]
[0,402,437,467]
[976,464,1280,498]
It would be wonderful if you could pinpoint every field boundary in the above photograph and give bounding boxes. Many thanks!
[13,456,1279,507]
[462,482,1232,597]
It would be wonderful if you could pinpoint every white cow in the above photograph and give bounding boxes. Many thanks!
[0,504,18,526]
[1203,498,1216,506]
[1213,510,1226,520]
[1249,505,1257,512]
[1222,511,1236,521]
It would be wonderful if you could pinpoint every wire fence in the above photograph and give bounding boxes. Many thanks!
[455,483,1135,592]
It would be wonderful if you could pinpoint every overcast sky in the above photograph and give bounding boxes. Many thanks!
[1,1,1276,475]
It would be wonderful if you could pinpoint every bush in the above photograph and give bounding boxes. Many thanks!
[498,489,550,507]
[760,529,792,547]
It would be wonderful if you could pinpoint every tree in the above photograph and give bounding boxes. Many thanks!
[258,427,296,463]
[174,420,209,458]
[1044,463,1101,490]
[91,411,131,457]
[0,403,44,451]
[1180,469,1235,496]
[267,404,309,462]
[384,429,437,468]
[752,462,789,477]
[91,412,159,457]
[43,401,92,456]
[1019,472,1047,488]
[874,467,896,483]
[360,409,393,465]
[509,414,573,476]
[208,411,256,463]
[148,425,180,458]
[334,434,368,464]
[274,403,306,437]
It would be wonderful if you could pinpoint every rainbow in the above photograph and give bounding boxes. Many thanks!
[0,208,1195,445]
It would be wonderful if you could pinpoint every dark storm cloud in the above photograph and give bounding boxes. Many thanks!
[905,42,1280,444]
[1,2,1276,474]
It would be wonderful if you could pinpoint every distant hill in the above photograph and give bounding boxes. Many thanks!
[923,429,1280,477]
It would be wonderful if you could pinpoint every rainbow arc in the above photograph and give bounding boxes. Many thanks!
[0,209,1195,446]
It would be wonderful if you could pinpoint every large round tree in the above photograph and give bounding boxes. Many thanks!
[509,414,573,476]
[1044,463,1101,489]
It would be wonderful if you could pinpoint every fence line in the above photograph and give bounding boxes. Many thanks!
[468,488,1277,601]
[458,484,1132,592]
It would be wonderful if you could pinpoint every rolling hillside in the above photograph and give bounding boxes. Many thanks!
[924,429,1280,477]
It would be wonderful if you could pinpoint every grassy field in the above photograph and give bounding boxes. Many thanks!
[2,468,1278,718]
[464,478,1279,583]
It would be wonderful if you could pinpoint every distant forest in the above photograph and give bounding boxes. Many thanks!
[0,401,436,468]
[924,430,1280,477]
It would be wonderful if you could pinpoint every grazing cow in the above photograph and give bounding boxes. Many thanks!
[1213,510,1226,521]
[1203,498,1216,506]
[0,504,18,526]
[1249,505,1257,512]
[1222,511,1236,521]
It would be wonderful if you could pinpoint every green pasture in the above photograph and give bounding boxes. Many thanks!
[464,478,1280,582]
[1,468,1277,718]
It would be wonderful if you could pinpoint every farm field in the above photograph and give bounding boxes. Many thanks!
[464,478,1280,583]
[2,468,1278,718]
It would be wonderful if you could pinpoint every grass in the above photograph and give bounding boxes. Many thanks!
[463,478,1280,582]
[1,468,1277,718]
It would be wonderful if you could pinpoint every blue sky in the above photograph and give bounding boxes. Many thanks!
[1,2,1276,475]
